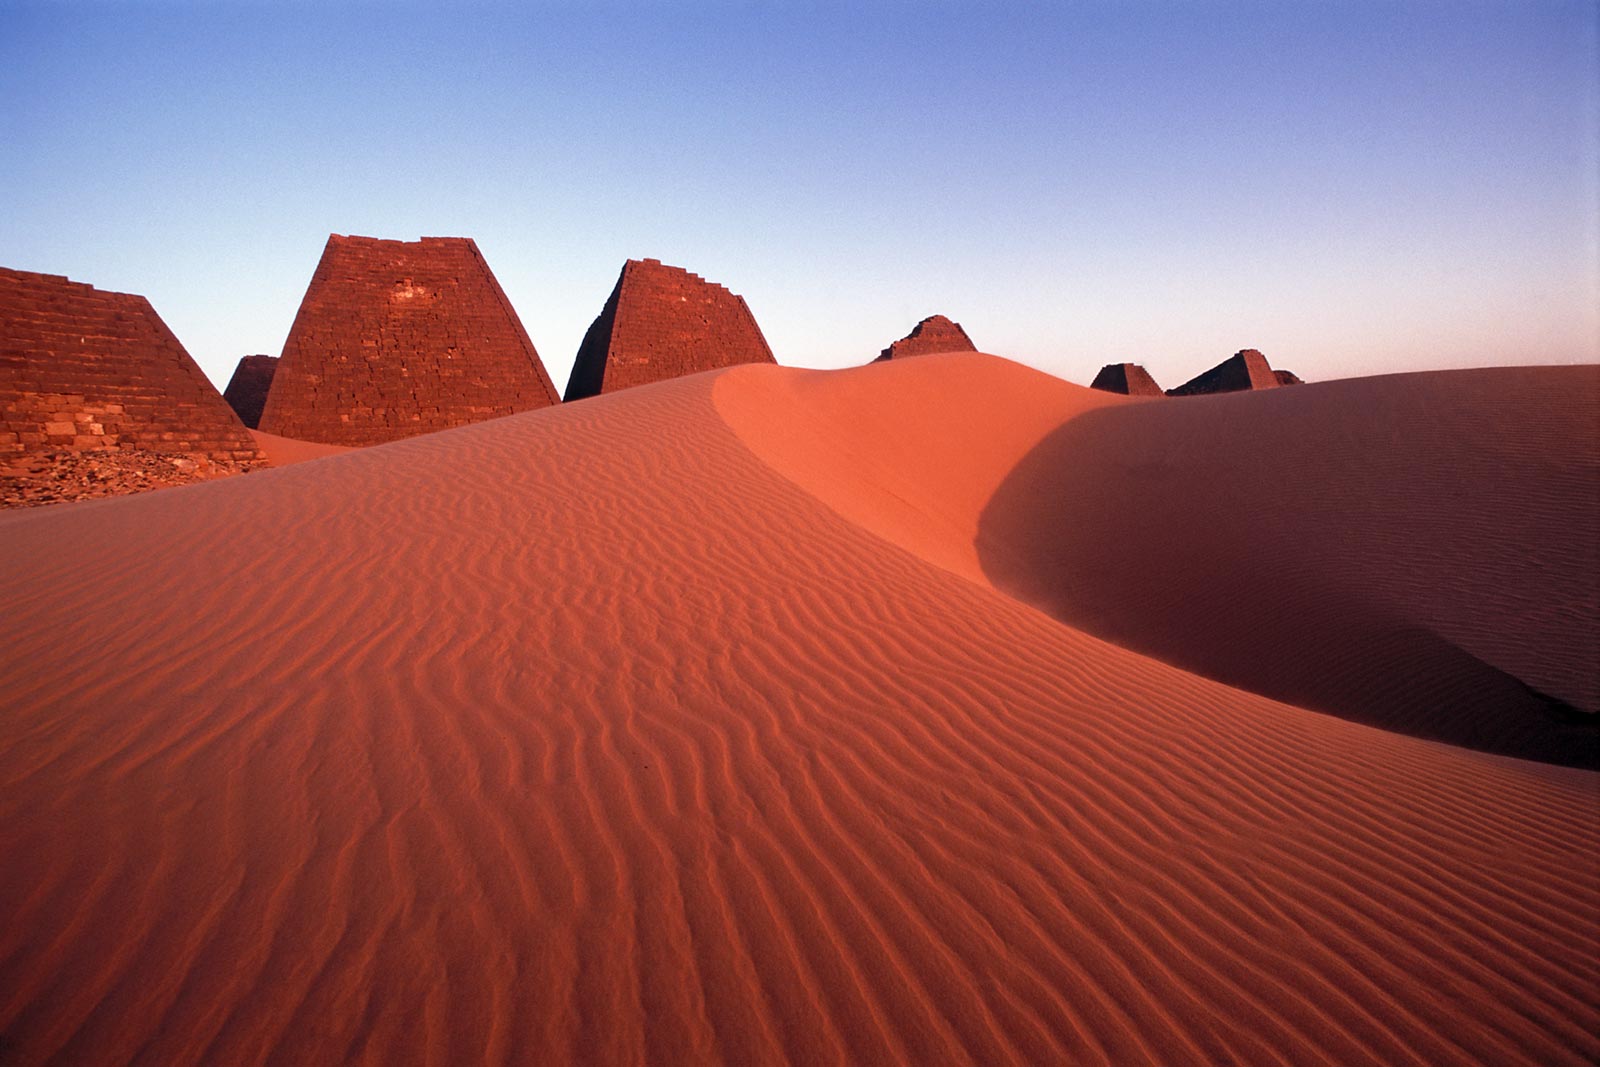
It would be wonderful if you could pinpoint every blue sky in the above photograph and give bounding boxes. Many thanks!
[3,1,1596,393]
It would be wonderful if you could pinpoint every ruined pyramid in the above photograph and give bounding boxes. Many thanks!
[222,354,278,430]
[563,259,775,401]
[1167,349,1283,397]
[0,266,262,463]
[1090,362,1165,396]
[875,315,977,361]
[258,235,560,445]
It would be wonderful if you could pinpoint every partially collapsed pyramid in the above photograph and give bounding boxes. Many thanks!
[222,354,278,430]
[1167,349,1283,397]
[563,259,775,401]
[0,266,262,463]
[876,315,977,361]
[259,235,559,445]
[1090,363,1165,396]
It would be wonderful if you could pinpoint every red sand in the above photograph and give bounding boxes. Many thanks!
[1,354,1596,1065]
[719,356,1599,766]
[248,428,355,467]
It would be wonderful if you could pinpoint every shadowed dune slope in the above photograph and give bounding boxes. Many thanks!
[2,358,1597,1065]
[719,356,1599,767]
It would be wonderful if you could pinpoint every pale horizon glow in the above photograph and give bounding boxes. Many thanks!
[3,1,1596,394]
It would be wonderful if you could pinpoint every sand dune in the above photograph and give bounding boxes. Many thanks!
[248,428,355,467]
[1,354,1596,1065]
[720,356,1599,766]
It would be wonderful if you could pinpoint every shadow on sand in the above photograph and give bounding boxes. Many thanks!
[975,393,1597,770]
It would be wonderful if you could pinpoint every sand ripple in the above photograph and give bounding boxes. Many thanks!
[1,358,1596,1064]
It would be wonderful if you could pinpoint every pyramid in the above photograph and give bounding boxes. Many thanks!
[875,315,977,361]
[1274,368,1305,386]
[222,354,278,429]
[0,266,262,463]
[258,235,559,445]
[1167,349,1283,396]
[1089,362,1165,396]
[563,259,775,401]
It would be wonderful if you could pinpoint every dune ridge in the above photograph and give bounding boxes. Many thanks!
[718,355,1598,765]
[2,356,1596,1065]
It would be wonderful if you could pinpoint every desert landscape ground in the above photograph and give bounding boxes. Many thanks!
[0,348,1595,1065]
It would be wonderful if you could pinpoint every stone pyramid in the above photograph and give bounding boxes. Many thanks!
[563,258,775,402]
[1089,363,1165,396]
[0,266,262,463]
[259,235,559,445]
[876,315,977,361]
[222,354,278,429]
[1167,349,1283,397]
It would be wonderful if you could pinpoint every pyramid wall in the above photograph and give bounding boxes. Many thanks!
[1090,362,1165,396]
[258,235,559,445]
[223,354,278,429]
[1167,349,1283,397]
[0,267,263,463]
[876,315,977,361]
[563,259,775,401]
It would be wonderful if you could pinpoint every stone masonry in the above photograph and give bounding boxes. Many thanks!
[0,266,264,465]
[258,235,560,445]
[875,315,977,361]
[223,354,278,429]
[563,259,775,401]
[1090,363,1165,396]
[1167,349,1284,397]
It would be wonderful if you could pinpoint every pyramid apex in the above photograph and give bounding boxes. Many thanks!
[564,259,775,401]
[876,314,977,361]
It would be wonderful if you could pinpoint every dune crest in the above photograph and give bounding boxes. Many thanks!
[721,355,1598,766]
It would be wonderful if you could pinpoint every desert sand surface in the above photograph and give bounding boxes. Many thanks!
[719,357,1599,767]
[1,353,1596,1065]
[248,428,355,467]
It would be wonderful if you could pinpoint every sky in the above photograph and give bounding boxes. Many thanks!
[3,1,1597,394]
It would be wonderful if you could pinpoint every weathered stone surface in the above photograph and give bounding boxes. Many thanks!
[0,266,264,495]
[222,354,279,429]
[259,235,559,445]
[1167,349,1283,396]
[1089,363,1165,396]
[563,259,775,401]
[1274,368,1305,387]
[875,315,977,361]
[0,446,255,509]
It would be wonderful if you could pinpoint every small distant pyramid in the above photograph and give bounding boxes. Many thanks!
[222,354,278,429]
[259,235,560,445]
[0,266,262,463]
[1274,369,1305,386]
[1089,363,1165,396]
[1167,349,1283,397]
[876,315,977,361]
[563,258,775,401]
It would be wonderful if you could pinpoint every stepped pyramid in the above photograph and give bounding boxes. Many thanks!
[259,235,559,445]
[222,354,278,429]
[876,315,977,361]
[1167,349,1283,397]
[0,266,262,463]
[563,258,775,401]
[1090,363,1165,396]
